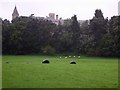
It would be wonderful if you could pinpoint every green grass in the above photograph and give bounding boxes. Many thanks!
[2,55,118,88]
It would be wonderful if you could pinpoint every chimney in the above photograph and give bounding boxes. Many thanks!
[56,15,58,20]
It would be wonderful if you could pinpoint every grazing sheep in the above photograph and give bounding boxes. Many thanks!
[70,61,76,64]
[74,56,76,58]
[6,62,9,64]
[60,57,62,58]
[42,59,50,64]
[78,56,80,58]
[69,56,71,58]
[65,57,67,59]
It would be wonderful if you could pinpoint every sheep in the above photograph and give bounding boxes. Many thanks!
[65,57,67,59]
[69,56,71,58]
[6,62,9,64]
[70,61,76,64]
[78,56,81,58]
[42,59,50,64]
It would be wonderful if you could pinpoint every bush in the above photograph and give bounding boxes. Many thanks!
[86,48,95,56]
[41,45,55,55]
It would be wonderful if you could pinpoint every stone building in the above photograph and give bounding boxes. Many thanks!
[46,13,64,25]
[12,6,64,25]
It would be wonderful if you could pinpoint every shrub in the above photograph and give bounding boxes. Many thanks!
[41,45,55,55]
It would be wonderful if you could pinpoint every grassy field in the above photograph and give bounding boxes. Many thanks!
[2,55,118,88]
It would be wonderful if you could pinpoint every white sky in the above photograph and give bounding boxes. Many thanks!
[0,0,119,21]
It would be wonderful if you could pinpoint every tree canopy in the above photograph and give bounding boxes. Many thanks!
[2,9,120,57]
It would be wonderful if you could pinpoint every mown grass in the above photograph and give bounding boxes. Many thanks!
[2,55,118,88]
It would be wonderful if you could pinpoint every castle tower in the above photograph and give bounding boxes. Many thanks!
[49,13,55,21]
[12,6,19,20]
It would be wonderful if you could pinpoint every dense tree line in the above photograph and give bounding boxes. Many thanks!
[2,9,120,57]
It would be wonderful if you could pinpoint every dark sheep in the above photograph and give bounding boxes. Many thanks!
[70,61,76,64]
[42,59,50,64]
[6,62,9,64]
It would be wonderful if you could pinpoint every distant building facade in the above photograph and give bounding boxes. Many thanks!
[12,5,64,25]
[11,5,90,26]
[118,1,120,15]
[31,13,64,25]
[12,6,19,20]
[46,13,64,25]
[0,18,2,25]
[0,18,1,27]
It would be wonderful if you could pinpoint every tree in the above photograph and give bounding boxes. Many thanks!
[2,10,120,57]
[51,24,73,53]
[89,9,108,55]
[70,15,81,53]
[2,19,14,54]
[2,16,57,55]
[99,33,116,56]
[94,9,104,19]
[107,16,120,57]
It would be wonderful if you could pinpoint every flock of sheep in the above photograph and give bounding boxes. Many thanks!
[60,55,80,59]
[42,55,81,64]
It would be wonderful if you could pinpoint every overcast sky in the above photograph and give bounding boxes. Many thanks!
[0,0,119,21]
